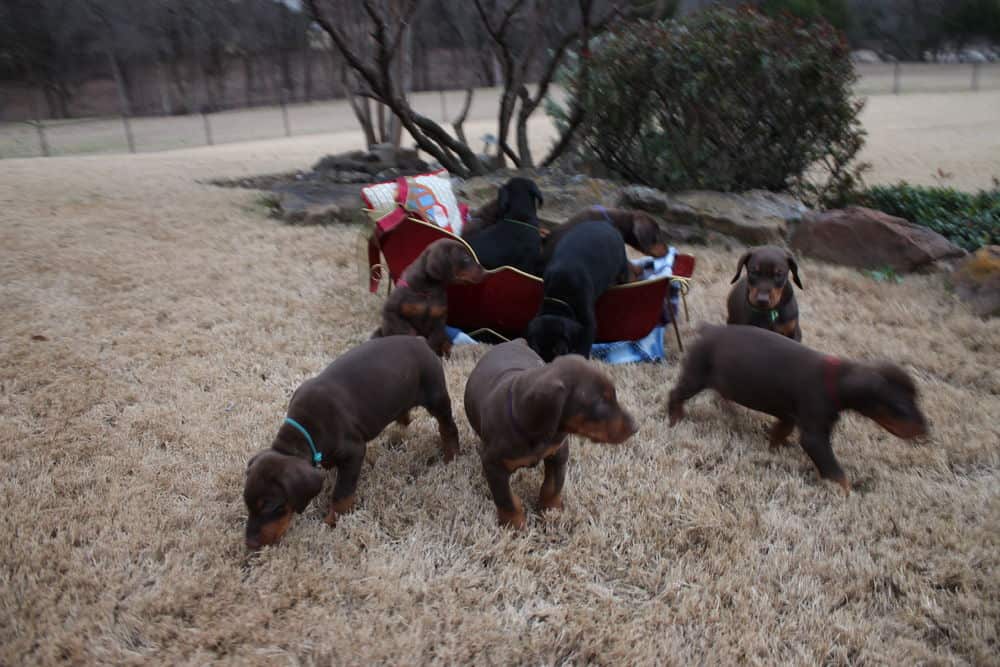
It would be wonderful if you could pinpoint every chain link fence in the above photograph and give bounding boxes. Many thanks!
[2,63,999,160]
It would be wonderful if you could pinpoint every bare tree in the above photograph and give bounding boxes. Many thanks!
[307,0,621,176]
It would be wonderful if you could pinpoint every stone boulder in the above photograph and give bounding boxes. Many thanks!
[790,206,966,272]
[618,187,807,245]
[950,246,1000,317]
[273,181,367,225]
[456,170,620,227]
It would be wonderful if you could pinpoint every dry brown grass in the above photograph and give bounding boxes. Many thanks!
[1,132,999,666]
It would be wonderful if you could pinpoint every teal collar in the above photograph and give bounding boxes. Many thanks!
[284,417,322,467]
[748,303,779,322]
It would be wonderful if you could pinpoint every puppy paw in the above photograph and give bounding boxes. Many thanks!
[323,495,356,526]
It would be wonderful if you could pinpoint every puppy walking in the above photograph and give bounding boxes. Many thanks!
[465,340,637,529]
[667,325,928,493]
[243,336,460,549]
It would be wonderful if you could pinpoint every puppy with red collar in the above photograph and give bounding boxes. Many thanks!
[727,245,804,341]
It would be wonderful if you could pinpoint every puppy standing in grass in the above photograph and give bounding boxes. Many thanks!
[727,245,804,340]
[243,336,460,549]
[372,239,485,358]
[464,340,637,529]
[667,325,928,493]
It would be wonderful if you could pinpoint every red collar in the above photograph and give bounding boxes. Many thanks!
[824,356,842,410]
[396,277,429,296]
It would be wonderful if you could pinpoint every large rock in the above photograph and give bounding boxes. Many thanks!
[274,181,367,225]
[790,206,966,271]
[456,170,620,227]
[618,187,807,245]
[950,246,1000,317]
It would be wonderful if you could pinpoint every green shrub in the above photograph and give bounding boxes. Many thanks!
[550,7,867,206]
[856,184,1000,252]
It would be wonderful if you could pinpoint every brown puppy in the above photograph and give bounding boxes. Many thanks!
[542,206,669,267]
[464,340,638,528]
[243,336,460,549]
[668,325,928,493]
[727,245,804,341]
[373,239,486,357]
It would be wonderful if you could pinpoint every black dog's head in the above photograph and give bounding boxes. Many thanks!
[497,177,544,223]
[525,314,583,362]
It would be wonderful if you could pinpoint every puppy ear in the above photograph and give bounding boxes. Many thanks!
[280,457,325,513]
[515,373,569,441]
[786,253,803,289]
[730,251,752,284]
[246,449,269,473]
[422,241,451,281]
[497,184,510,218]
[530,182,544,209]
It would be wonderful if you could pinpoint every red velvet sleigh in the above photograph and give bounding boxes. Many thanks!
[366,209,680,343]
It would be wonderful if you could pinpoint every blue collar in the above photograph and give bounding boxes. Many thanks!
[284,417,322,467]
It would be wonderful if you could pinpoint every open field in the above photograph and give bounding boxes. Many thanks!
[1,90,999,664]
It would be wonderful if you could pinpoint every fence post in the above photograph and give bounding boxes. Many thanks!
[972,62,981,91]
[202,110,214,146]
[121,114,135,153]
[892,62,902,94]
[280,89,291,137]
[33,120,50,157]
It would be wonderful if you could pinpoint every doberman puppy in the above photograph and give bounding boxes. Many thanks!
[667,325,928,493]
[463,177,544,275]
[525,219,629,361]
[542,206,669,267]
[727,245,804,341]
[243,336,460,549]
[464,340,637,529]
[372,239,486,357]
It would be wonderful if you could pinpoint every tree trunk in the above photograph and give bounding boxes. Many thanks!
[303,48,314,102]
[244,56,255,107]
[106,45,132,116]
[342,65,377,146]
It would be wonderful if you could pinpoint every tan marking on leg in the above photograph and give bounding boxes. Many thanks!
[324,494,356,527]
[497,495,526,529]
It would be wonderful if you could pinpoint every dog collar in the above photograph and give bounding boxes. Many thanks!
[543,296,576,319]
[502,217,538,231]
[396,277,430,296]
[284,417,322,467]
[824,356,842,411]
[749,303,780,322]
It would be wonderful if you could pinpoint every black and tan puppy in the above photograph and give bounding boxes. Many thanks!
[465,340,637,529]
[727,245,804,341]
[243,336,460,549]
[667,325,928,493]
[526,219,629,361]
[372,239,486,357]
[463,177,544,275]
[542,206,669,266]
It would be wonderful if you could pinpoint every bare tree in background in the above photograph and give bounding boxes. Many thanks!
[306,0,622,176]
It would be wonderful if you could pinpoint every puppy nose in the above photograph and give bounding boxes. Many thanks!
[755,294,771,306]
[245,536,261,550]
